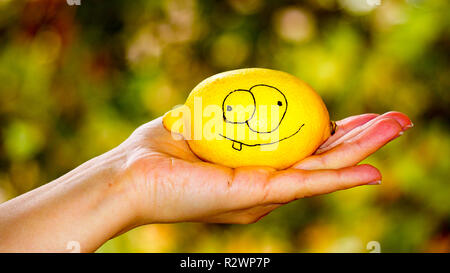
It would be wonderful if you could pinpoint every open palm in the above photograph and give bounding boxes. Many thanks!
[119,111,412,225]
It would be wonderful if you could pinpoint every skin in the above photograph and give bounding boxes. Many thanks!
[0,111,413,252]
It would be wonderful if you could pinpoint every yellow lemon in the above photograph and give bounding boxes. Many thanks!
[163,68,334,169]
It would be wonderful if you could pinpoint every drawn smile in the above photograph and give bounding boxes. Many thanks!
[219,84,307,151]
[218,123,305,151]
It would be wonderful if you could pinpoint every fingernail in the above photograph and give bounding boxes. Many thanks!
[404,122,414,130]
[393,131,404,140]
[367,180,381,185]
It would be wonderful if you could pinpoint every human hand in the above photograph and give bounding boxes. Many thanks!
[0,111,412,252]
[117,111,413,225]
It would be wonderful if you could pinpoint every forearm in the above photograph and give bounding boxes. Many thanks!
[0,148,137,253]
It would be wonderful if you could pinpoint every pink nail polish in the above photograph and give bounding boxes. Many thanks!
[367,180,381,185]
[404,122,414,129]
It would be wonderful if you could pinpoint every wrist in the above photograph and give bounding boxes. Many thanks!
[0,145,143,252]
[91,147,144,235]
[56,146,143,250]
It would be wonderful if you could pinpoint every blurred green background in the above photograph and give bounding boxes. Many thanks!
[0,0,449,252]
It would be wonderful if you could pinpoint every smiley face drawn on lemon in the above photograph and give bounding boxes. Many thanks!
[220,84,304,151]
[163,68,333,169]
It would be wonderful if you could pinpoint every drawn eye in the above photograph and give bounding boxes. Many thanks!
[277,101,282,106]
[223,90,255,123]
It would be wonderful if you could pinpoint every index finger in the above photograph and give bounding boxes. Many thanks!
[320,113,379,149]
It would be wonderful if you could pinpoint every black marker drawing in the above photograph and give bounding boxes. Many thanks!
[220,84,305,151]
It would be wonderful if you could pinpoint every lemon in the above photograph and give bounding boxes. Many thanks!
[163,68,333,169]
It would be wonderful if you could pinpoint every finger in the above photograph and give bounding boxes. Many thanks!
[320,113,379,148]
[317,111,413,154]
[294,118,402,170]
[380,111,414,129]
[265,164,381,204]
